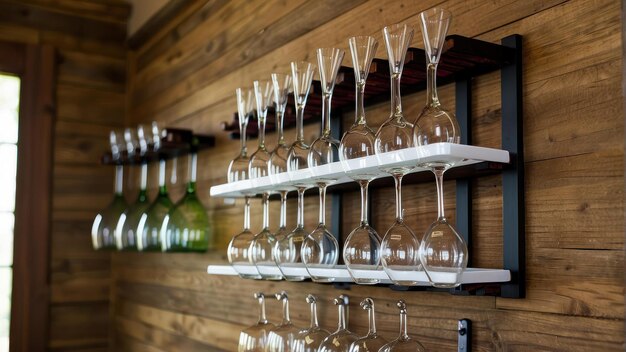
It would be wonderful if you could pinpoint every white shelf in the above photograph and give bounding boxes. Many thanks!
[210,143,510,198]
[206,264,511,286]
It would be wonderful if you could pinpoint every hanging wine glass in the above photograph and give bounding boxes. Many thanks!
[115,125,151,250]
[136,124,175,251]
[302,47,344,282]
[249,79,281,280]
[378,300,426,352]
[238,292,275,352]
[269,72,293,248]
[274,61,315,282]
[413,7,467,288]
[91,131,128,250]
[340,36,382,284]
[375,23,422,286]
[161,148,212,252]
[228,87,255,183]
[348,297,387,352]
[293,294,330,352]
[228,195,261,279]
[266,291,301,352]
[318,295,358,352]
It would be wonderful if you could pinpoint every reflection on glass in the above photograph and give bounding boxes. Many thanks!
[136,158,174,251]
[228,196,261,279]
[228,87,254,183]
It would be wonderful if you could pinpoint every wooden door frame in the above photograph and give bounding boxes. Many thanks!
[0,41,55,352]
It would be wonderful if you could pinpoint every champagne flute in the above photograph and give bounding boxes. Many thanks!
[340,35,382,284]
[293,294,330,352]
[413,7,468,289]
[249,79,281,280]
[238,293,275,352]
[274,61,316,282]
[302,47,344,282]
[375,23,422,286]
[266,291,301,352]
[378,300,426,352]
[91,131,127,250]
[318,295,358,352]
[228,87,255,182]
[348,298,387,352]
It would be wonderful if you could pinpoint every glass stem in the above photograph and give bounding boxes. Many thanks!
[310,301,319,328]
[257,295,268,324]
[140,162,147,191]
[297,187,305,228]
[295,104,305,142]
[318,184,327,225]
[338,304,347,330]
[434,167,446,220]
[188,153,197,194]
[158,159,167,195]
[258,112,266,149]
[426,63,440,107]
[390,72,402,117]
[243,196,251,231]
[282,297,290,325]
[355,81,366,124]
[368,306,377,335]
[322,93,332,136]
[393,174,404,222]
[276,109,285,146]
[279,191,287,229]
[240,120,248,156]
[170,157,178,186]
[399,309,409,340]
[262,192,270,230]
[114,164,123,195]
[359,180,370,225]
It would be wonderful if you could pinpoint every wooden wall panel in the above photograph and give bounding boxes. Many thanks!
[113,0,625,351]
[0,0,129,350]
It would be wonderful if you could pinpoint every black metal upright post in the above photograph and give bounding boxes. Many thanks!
[500,34,525,298]
[455,78,473,266]
[330,110,344,256]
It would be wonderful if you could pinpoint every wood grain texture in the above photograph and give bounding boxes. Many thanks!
[116,0,625,350]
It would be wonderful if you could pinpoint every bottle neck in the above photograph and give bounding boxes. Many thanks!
[187,153,197,194]
[114,165,123,195]
[426,63,440,108]
[158,159,167,195]
[139,162,147,191]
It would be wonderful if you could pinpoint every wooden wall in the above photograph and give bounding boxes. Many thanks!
[0,1,129,350]
[114,0,625,351]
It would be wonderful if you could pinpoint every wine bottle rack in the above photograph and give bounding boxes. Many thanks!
[208,34,524,298]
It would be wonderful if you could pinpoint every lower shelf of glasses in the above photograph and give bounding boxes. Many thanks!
[206,264,511,286]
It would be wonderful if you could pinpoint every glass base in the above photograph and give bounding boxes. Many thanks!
[310,276,336,283]
[283,275,306,282]
[351,277,380,285]
[238,274,263,280]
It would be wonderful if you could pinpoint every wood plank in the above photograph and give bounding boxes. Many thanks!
[51,220,106,257]
[58,50,126,91]
[40,29,127,58]
[0,22,39,43]
[56,84,125,125]
[49,302,110,349]
[21,0,131,23]
[51,256,111,303]
[53,120,119,165]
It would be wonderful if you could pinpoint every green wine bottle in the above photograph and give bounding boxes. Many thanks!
[115,162,150,250]
[137,159,173,251]
[92,164,127,250]
[162,152,212,252]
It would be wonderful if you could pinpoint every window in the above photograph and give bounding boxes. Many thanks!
[0,74,20,352]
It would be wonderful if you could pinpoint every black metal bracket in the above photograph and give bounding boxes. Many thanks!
[458,319,471,352]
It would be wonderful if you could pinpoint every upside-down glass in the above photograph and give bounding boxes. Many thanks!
[266,291,300,352]
[161,150,212,252]
[116,126,151,250]
[302,48,344,282]
[375,23,422,286]
[228,195,261,279]
[249,79,282,279]
[274,61,316,282]
[413,7,468,288]
[293,294,330,352]
[238,293,275,352]
[91,131,127,250]
[340,36,382,284]
[378,300,426,352]
[228,87,255,183]
[348,297,387,352]
[318,295,358,352]
[269,72,293,254]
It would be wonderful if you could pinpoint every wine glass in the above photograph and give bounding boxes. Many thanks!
[91,131,128,250]
[293,294,330,352]
[266,291,301,352]
[269,72,293,249]
[228,195,261,279]
[238,292,275,352]
[348,298,387,352]
[136,125,175,251]
[378,300,426,352]
[160,149,212,252]
[340,35,382,284]
[413,7,467,288]
[115,125,151,250]
[274,61,315,282]
[375,23,422,286]
[318,295,358,352]
[228,87,255,183]
[302,48,344,282]
[249,79,281,280]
